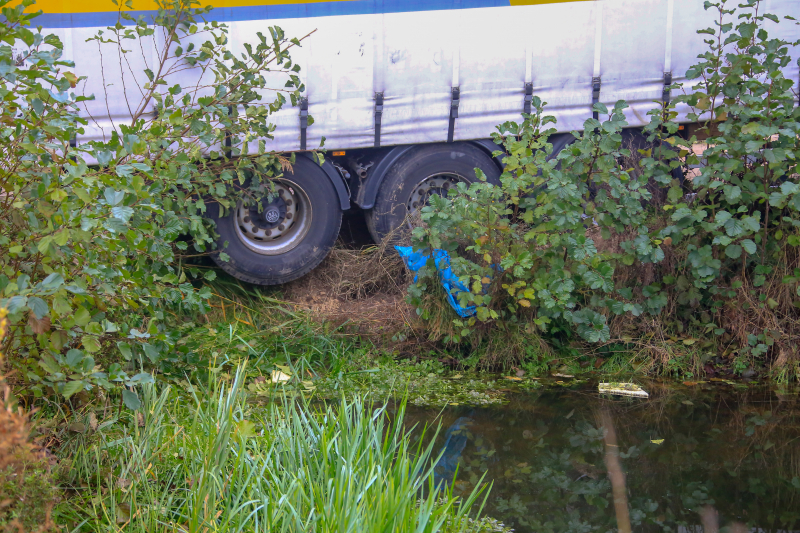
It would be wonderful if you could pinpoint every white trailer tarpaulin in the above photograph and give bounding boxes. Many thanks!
[35,0,800,151]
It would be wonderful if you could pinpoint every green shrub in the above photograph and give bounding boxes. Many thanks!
[408,0,800,375]
[647,0,800,371]
[0,0,309,401]
[408,98,666,348]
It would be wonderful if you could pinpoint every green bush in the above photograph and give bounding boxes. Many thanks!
[408,0,800,375]
[649,0,800,370]
[410,98,660,346]
[0,0,309,401]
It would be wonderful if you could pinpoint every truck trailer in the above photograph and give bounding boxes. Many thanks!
[35,0,800,284]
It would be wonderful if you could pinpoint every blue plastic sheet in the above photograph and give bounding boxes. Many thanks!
[432,416,474,488]
[395,246,477,318]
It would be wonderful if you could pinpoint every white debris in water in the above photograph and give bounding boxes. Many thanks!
[599,382,649,398]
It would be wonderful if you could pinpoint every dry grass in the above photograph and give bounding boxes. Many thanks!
[721,246,800,374]
[282,226,416,341]
[290,240,407,302]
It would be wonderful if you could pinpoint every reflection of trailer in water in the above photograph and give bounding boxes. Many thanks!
[40,0,800,284]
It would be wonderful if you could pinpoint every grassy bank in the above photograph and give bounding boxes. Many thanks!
[4,358,515,531]
[1,274,791,531]
[2,289,523,532]
[48,366,512,533]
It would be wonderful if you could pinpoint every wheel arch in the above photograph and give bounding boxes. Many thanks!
[354,141,506,210]
[353,145,414,210]
[299,152,350,211]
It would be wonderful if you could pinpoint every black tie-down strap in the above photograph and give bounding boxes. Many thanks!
[447,86,460,143]
[299,97,309,150]
[225,104,234,157]
[374,92,384,148]
[591,77,601,121]
[524,82,533,115]
[663,72,673,105]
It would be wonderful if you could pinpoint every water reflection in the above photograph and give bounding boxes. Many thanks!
[404,381,800,533]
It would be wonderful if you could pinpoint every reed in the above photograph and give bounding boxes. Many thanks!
[59,364,505,532]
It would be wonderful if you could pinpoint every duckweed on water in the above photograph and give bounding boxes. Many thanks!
[314,360,525,407]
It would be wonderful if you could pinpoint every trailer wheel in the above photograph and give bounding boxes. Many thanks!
[365,143,501,243]
[208,157,342,285]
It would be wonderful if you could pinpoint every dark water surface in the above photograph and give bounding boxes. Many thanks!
[403,380,800,533]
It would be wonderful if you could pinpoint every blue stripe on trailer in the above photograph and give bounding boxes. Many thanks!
[34,0,511,28]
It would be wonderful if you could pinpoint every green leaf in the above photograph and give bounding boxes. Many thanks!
[671,207,693,221]
[52,297,72,317]
[82,335,101,353]
[723,217,746,237]
[741,239,757,255]
[723,184,741,203]
[725,244,742,259]
[41,273,65,290]
[118,341,133,361]
[5,296,27,314]
[27,297,49,319]
[39,355,61,375]
[73,307,91,327]
[128,372,154,385]
[85,321,104,335]
[37,235,54,254]
[142,343,160,363]
[103,188,125,206]
[122,389,142,410]
[235,420,257,439]
[65,349,83,367]
[112,206,134,223]
[741,122,759,135]
[61,381,84,400]
[745,140,764,152]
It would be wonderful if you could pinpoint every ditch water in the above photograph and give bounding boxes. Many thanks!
[404,380,800,533]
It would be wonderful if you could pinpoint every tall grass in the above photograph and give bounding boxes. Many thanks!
[166,279,364,381]
[58,365,506,532]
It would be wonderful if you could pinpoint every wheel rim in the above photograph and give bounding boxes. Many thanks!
[406,173,466,214]
[234,180,312,256]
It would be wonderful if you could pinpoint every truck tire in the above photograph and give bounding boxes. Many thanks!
[208,156,343,285]
[365,143,501,243]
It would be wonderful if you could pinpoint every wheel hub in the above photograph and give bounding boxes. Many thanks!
[249,195,287,230]
[234,181,312,256]
[407,173,464,213]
